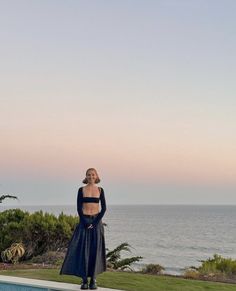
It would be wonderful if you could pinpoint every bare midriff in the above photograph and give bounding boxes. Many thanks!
[82,202,100,215]
[82,187,100,215]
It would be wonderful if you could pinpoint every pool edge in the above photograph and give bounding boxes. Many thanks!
[0,275,124,291]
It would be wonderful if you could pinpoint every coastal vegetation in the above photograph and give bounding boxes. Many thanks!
[0,209,77,260]
[106,242,143,270]
[141,263,165,275]
[184,254,236,283]
[0,209,142,270]
[1,242,25,264]
[0,208,236,288]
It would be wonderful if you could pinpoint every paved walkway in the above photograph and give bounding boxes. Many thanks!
[0,275,124,291]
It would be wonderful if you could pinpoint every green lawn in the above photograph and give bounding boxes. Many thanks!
[0,268,235,291]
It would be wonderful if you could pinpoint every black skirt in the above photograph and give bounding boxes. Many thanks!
[59,214,106,278]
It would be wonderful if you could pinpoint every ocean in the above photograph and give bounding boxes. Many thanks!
[1,204,236,275]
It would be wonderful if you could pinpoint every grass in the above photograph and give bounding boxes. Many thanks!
[0,268,236,291]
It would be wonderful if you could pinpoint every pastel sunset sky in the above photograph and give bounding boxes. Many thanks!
[1,1,235,205]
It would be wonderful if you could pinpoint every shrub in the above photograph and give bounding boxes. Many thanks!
[197,254,236,278]
[29,251,65,266]
[0,209,78,262]
[188,254,236,279]
[0,209,28,253]
[141,263,165,275]
[1,242,25,264]
[183,268,200,279]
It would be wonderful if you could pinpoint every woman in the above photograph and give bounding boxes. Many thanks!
[59,168,107,290]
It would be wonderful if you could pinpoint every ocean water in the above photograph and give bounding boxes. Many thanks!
[1,204,236,275]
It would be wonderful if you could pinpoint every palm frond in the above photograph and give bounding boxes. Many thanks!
[106,242,132,259]
[114,256,143,269]
[0,194,18,203]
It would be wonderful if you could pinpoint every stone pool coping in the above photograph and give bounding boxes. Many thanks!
[0,275,123,290]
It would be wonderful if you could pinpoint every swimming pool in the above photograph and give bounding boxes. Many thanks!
[0,275,123,291]
[0,275,79,291]
[0,282,49,290]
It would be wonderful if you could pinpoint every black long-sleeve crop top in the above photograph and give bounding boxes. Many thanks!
[77,186,107,227]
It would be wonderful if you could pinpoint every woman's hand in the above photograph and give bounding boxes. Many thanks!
[87,224,94,229]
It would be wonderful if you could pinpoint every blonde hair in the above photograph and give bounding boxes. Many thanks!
[82,168,101,184]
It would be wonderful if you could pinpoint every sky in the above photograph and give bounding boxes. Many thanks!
[0,0,236,205]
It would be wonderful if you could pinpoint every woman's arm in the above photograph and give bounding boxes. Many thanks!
[77,187,89,227]
[92,187,107,226]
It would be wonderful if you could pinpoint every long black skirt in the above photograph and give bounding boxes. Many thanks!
[59,214,106,278]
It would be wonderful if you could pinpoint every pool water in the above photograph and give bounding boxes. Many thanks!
[0,282,57,291]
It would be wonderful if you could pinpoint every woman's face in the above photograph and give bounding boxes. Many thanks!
[86,170,97,184]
